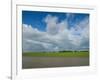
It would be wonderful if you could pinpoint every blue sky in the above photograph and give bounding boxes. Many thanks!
[22,11,89,52]
[22,11,89,32]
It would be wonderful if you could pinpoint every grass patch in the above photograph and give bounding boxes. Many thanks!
[23,51,89,57]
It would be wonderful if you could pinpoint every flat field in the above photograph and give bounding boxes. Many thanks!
[22,51,89,69]
[23,51,89,57]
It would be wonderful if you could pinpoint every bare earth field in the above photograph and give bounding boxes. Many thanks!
[22,56,89,69]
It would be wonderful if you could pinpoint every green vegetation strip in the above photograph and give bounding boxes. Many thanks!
[23,51,89,57]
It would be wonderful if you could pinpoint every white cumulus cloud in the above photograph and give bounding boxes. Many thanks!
[22,14,89,52]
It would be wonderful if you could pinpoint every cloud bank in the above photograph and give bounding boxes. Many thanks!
[22,14,89,52]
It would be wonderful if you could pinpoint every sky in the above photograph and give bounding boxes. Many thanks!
[22,10,89,52]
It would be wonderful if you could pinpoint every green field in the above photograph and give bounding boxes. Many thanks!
[23,51,89,57]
